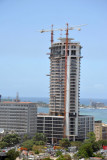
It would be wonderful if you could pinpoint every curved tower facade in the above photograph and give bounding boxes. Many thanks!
[49,38,82,140]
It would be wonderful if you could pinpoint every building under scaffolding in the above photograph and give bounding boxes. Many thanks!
[37,37,94,143]
[49,38,81,141]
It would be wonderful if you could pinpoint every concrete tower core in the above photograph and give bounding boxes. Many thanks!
[49,38,82,140]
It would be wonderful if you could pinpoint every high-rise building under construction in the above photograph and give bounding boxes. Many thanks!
[37,25,94,143]
[49,38,81,140]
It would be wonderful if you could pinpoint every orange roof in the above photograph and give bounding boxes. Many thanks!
[1,101,33,104]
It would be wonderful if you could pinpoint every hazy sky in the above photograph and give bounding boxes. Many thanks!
[0,0,107,98]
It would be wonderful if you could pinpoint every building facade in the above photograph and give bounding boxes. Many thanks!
[49,38,82,140]
[91,102,104,108]
[37,114,64,143]
[36,37,94,142]
[0,102,37,136]
[37,114,94,143]
[78,115,94,141]
[94,120,102,141]
[102,123,107,140]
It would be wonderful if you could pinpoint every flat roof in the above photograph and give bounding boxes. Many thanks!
[79,115,94,117]
[102,123,107,127]
[0,101,34,104]
[37,114,64,118]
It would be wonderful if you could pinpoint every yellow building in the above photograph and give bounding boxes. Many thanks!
[94,120,102,141]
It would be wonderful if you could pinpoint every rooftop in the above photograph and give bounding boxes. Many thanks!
[37,113,64,118]
[58,37,74,42]
[102,123,107,127]
[0,101,33,104]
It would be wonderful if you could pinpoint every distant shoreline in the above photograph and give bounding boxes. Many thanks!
[2,97,107,108]
[81,107,107,109]
[80,106,107,109]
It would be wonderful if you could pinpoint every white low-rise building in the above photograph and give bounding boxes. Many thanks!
[0,102,37,136]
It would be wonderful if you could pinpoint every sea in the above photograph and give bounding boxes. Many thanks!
[5,97,107,124]
[37,107,107,124]
[18,97,107,106]
[19,97,107,106]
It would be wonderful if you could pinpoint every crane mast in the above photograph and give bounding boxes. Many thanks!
[64,23,68,138]
[51,24,54,45]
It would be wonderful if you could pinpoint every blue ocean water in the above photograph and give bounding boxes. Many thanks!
[80,108,107,124]
[38,107,107,124]
[19,97,107,106]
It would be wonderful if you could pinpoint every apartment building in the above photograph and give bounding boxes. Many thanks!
[102,123,107,140]
[94,120,102,141]
[78,115,94,141]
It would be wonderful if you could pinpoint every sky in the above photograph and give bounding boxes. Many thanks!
[0,0,107,99]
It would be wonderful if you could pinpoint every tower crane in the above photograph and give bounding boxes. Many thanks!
[40,23,87,138]
[40,24,87,45]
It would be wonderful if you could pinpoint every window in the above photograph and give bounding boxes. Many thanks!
[63,46,65,49]
[67,50,69,56]
[71,45,76,49]
[62,50,65,56]
[71,50,76,55]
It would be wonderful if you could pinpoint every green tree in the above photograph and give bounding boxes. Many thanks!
[93,153,104,159]
[77,143,93,158]
[21,139,34,150]
[74,132,107,159]
[56,150,62,157]
[33,133,47,142]
[85,132,96,143]
[6,149,19,160]
[35,140,45,145]
[85,132,101,152]
[64,154,72,160]
[56,155,66,160]
[35,150,39,154]
[43,158,53,160]
[98,140,107,146]
[23,134,28,141]
[2,134,21,147]
[59,138,71,148]
[71,141,82,149]
[56,154,72,160]
[0,141,8,149]
[92,141,101,152]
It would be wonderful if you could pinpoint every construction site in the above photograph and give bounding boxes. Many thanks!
[37,24,94,143]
